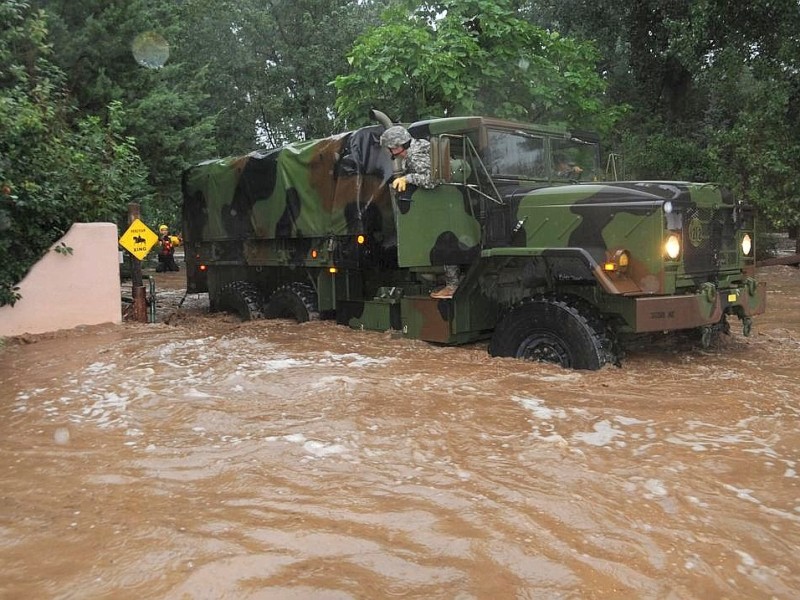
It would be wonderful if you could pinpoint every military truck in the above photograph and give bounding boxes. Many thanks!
[181,110,766,369]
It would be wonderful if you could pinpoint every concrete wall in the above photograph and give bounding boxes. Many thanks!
[0,223,122,336]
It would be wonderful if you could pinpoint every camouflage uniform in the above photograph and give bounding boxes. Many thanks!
[400,138,435,189]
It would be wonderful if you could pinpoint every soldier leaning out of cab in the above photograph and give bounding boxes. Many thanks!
[379,125,461,300]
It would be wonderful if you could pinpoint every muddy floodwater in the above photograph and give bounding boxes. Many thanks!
[1,266,799,599]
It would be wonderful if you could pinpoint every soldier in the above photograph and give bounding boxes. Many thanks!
[380,125,460,299]
[379,125,436,194]
[155,224,180,272]
[554,154,584,179]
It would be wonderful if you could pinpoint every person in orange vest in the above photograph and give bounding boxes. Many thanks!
[155,224,180,272]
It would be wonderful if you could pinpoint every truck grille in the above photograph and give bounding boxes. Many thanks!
[682,207,738,274]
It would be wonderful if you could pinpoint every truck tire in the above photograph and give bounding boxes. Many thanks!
[489,297,612,370]
[264,282,319,323]
[219,281,265,321]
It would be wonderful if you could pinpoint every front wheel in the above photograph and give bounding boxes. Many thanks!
[489,297,613,370]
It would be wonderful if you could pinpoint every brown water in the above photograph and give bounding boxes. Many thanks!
[2,267,799,599]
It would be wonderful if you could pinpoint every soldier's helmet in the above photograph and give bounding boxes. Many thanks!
[380,125,412,150]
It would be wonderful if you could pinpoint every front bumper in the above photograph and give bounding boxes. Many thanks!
[633,279,766,333]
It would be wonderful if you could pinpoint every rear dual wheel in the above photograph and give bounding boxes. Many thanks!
[216,281,321,323]
[489,297,614,370]
[218,281,265,321]
[264,282,319,323]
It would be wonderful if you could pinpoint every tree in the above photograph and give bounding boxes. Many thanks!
[0,1,150,306]
[672,0,800,231]
[34,0,219,225]
[524,0,800,234]
[175,0,389,150]
[333,0,621,131]
[36,0,389,230]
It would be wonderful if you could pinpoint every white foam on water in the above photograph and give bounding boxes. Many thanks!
[183,388,213,399]
[615,416,649,426]
[319,352,394,367]
[530,432,568,445]
[536,372,582,382]
[513,396,566,420]
[643,479,668,497]
[309,376,363,390]
[723,484,761,504]
[85,362,116,375]
[303,440,349,458]
[736,550,756,567]
[131,367,156,377]
[572,420,625,447]
[259,358,309,372]
[686,495,710,508]
[276,432,353,459]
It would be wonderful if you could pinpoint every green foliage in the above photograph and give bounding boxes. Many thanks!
[334,0,624,131]
[617,119,718,181]
[708,83,800,229]
[52,242,73,255]
[35,0,218,223]
[527,0,800,230]
[175,0,387,150]
[0,1,150,306]
[34,0,386,226]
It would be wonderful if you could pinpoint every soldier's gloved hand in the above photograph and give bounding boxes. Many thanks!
[391,176,408,192]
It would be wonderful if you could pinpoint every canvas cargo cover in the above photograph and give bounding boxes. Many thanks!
[182,126,395,242]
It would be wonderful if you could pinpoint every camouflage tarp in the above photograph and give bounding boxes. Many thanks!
[183,126,394,242]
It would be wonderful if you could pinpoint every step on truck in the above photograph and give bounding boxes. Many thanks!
[181,110,766,370]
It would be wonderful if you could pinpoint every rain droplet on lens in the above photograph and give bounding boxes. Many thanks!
[54,427,70,445]
[132,31,170,69]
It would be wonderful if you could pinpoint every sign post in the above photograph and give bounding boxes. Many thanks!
[119,204,158,322]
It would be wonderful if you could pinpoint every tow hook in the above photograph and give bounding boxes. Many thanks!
[701,282,717,303]
[742,316,753,337]
[700,325,713,348]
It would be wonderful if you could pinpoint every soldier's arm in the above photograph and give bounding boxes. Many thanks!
[404,141,436,189]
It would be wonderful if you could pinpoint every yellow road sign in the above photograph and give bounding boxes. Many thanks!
[119,218,159,260]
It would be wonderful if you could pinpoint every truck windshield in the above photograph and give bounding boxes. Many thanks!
[551,136,600,180]
[485,129,546,179]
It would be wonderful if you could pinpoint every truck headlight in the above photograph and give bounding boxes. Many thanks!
[665,233,681,260]
[741,233,752,256]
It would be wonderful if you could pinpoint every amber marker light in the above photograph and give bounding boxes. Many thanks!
[603,249,630,273]
[356,234,366,245]
[329,267,337,274]
[311,249,318,259]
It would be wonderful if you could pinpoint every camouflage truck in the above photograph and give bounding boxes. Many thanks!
[181,111,766,370]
